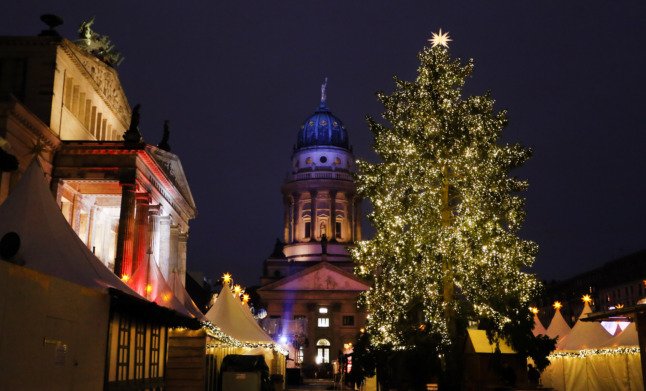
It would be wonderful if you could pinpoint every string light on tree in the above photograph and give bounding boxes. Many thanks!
[350,29,547,384]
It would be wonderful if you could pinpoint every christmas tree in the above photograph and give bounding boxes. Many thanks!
[352,30,544,385]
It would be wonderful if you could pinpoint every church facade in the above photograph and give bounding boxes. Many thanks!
[257,82,368,368]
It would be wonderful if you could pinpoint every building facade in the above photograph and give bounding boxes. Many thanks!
[257,82,368,368]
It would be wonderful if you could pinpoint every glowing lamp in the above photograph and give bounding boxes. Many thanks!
[121,274,130,282]
[242,293,250,304]
[360,328,365,334]
[233,285,242,295]
[145,284,153,294]
[222,273,232,284]
[162,293,171,302]
[279,335,288,344]
[553,301,562,310]
[582,294,592,303]
[616,304,624,309]
[530,307,539,315]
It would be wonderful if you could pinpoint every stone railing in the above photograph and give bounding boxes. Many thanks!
[290,171,353,182]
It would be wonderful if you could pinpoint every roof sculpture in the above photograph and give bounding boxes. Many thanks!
[0,161,139,296]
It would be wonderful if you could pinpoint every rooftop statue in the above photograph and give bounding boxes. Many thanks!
[76,17,124,67]
[157,120,172,152]
[123,104,143,144]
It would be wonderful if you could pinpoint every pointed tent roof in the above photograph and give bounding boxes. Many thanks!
[546,307,571,341]
[557,302,611,350]
[0,161,140,296]
[205,283,275,344]
[604,322,638,348]
[169,270,207,321]
[532,314,548,336]
[127,254,196,318]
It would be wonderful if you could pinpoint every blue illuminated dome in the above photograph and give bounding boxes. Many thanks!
[296,80,350,150]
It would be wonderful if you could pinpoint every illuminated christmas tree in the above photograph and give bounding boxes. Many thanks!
[352,30,544,384]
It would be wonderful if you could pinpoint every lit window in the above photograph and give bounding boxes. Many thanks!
[297,347,304,364]
[318,317,329,328]
[316,339,330,364]
[319,307,328,314]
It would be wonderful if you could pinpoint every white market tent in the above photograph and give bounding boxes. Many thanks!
[546,307,571,341]
[605,322,639,348]
[541,302,643,391]
[205,283,275,345]
[0,162,139,296]
[532,313,548,336]
[557,302,611,350]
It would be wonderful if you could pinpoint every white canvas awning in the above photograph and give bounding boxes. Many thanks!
[557,302,611,350]
[546,307,572,341]
[205,283,275,344]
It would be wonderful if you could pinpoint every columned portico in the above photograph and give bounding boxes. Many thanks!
[114,180,137,277]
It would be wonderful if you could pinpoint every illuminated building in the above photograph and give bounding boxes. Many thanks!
[258,80,369,368]
[0,16,203,389]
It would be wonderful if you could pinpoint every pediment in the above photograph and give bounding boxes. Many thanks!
[261,262,369,292]
[62,40,131,129]
[148,146,197,210]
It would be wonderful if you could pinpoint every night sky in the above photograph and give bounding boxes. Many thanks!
[3,2,645,287]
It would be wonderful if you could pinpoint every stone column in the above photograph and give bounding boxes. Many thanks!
[169,223,180,279]
[291,192,300,243]
[148,204,161,266]
[178,232,188,286]
[131,193,151,274]
[114,182,137,277]
[309,190,318,241]
[283,195,290,243]
[158,215,171,280]
[329,190,337,241]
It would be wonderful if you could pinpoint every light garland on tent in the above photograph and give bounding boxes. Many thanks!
[549,347,640,358]
[202,321,288,355]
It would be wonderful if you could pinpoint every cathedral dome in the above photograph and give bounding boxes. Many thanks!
[296,80,350,150]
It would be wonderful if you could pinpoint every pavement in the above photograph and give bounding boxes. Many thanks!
[285,378,342,390]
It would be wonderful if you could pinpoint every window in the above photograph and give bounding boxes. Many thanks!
[318,317,330,328]
[316,339,331,364]
[305,222,311,238]
[116,315,131,381]
[342,316,354,326]
[335,221,342,239]
[149,325,161,378]
[297,347,304,364]
[134,322,146,379]
[319,307,328,314]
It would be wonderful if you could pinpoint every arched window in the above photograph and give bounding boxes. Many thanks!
[316,339,331,364]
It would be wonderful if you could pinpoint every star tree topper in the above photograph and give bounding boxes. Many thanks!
[429,28,452,48]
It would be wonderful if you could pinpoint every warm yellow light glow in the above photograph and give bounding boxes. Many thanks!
[553,301,562,310]
[582,294,592,303]
[242,294,250,303]
[360,328,365,334]
[162,293,171,302]
[145,284,153,293]
[530,307,539,315]
[616,304,624,309]
[121,274,130,282]
[429,29,452,48]
[233,285,242,295]
[223,273,232,284]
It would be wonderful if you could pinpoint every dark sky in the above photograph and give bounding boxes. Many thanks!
[3,2,646,287]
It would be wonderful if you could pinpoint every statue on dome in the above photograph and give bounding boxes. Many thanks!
[320,77,328,107]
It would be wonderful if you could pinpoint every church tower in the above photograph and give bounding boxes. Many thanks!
[258,80,368,369]
[263,80,361,283]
